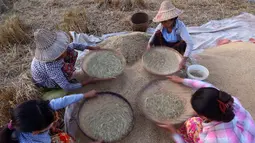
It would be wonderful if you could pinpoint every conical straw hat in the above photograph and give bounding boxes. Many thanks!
[34,29,70,62]
[153,0,183,23]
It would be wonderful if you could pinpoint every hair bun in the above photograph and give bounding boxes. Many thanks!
[218,90,235,122]
[218,90,232,103]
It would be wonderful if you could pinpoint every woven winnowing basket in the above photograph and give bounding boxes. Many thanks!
[142,47,182,76]
[81,49,126,78]
[77,92,134,142]
[138,79,194,127]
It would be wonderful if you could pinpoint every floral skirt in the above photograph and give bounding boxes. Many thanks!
[177,117,203,143]
[51,133,75,143]
[62,48,78,79]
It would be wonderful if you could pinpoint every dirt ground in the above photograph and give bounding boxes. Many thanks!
[1,0,255,134]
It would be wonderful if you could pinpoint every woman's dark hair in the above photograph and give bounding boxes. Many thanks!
[191,87,235,122]
[171,17,178,28]
[0,100,55,143]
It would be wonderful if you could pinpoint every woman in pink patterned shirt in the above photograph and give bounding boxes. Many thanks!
[157,76,255,143]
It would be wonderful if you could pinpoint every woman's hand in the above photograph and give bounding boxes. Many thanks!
[179,57,188,70]
[156,121,177,134]
[83,90,97,98]
[82,77,116,86]
[82,79,94,86]
[146,43,152,50]
[87,46,101,50]
[167,75,184,84]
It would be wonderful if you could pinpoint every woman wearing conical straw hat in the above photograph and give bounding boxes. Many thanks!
[147,0,193,69]
[31,29,106,91]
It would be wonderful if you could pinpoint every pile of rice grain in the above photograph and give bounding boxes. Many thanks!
[197,42,255,117]
[98,32,150,66]
[78,94,133,142]
[143,48,182,75]
[83,50,125,78]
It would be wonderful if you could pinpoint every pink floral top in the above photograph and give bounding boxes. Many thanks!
[173,79,255,143]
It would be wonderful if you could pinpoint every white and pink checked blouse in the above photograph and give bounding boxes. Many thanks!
[173,79,255,143]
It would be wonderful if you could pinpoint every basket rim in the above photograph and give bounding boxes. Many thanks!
[137,79,195,125]
[77,91,135,142]
[81,49,126,78]
[130,12,149,23]
[142,47,183,76]
[187,64,210,80]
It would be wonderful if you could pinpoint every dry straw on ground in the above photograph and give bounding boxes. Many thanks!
[0,87,16,126]
[0,71,42,126]
[58,8,89,34]
[0,43,42,127]
[11,71,42,103]
[79,93,133,142]
[0,15,30,47]
[0,0,15,13]
[0,0,8,13]
[0,44,32,83]
[3,0,255,35]
[95,0,147,11]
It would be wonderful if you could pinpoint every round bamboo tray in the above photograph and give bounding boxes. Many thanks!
[78,91,134,142]
[81,49,126,79]
[138,79,194,127]
[142,47,183,76]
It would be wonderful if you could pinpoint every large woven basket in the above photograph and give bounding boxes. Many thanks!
[142,47,183,76]
[138,79,194,127]
[81,49,126,79]
[77,91,134,142]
